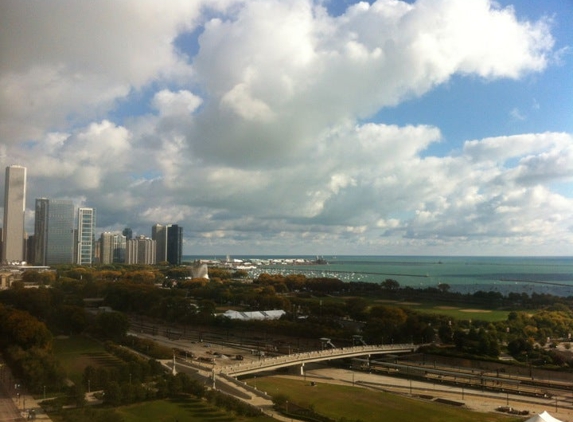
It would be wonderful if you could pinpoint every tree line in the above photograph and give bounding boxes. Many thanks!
[3,266,573,369]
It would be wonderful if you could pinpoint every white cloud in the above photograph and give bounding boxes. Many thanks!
[1,0,570,255]
[510,107,526,121]
[153,90,203,117]
[0,0,203,143]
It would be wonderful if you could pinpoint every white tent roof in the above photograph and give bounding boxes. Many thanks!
[221,309,286,320]
[524,411,563,422]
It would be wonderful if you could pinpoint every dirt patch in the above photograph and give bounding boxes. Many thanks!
[374,300,420,306]
[435,306,459,310]
[460,309,492,313]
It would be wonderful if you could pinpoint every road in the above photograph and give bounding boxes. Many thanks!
[0,361,52,421]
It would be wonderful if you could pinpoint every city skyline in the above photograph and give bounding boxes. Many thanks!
[0,175,183,265]
[0,0,572,256]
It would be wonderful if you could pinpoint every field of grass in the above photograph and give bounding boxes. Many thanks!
[52,335,123,383]
[116,398,274,422]
[248,377,523,422]
[401,303,510,322]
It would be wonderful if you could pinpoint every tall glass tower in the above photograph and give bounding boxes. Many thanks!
[34,198,75,265]
[2,165,27,264]
[167,224,183,265]
[77,208,96,265]
[34,198,49,265]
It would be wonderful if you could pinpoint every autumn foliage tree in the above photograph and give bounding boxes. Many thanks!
[0,303,65,393]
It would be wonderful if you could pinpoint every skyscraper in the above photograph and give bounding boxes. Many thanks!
[2,165,27,264]
[166,224,183,265]
[34,198,75,265]
[152,223,167,264]
[122,227,133,240]
[126,235,156,265]
[77,208,96,265]
[34,198,49,265]
[100,232,126,264]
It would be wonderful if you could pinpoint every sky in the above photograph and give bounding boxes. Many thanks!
[0,0,572,257]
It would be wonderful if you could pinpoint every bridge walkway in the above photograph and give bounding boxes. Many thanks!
[220,344,417,377]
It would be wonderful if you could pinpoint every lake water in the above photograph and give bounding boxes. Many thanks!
[183,255,573,297]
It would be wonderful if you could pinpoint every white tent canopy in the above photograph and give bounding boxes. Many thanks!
[525,411,564,422]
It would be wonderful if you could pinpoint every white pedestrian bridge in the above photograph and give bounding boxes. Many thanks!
[219,344,418,377]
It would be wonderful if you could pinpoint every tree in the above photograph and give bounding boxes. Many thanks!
[95,311,129,342]
[438,324,453,344]
[54,305,88,334]
[369,306,407,326]
[381,279,400,290]
[0,307,52,349]
[345,298,368,321]
[437,283,450,293]
[103,381,122,406]
[198,300,216,316]
[68,384,86,407]
[507,337,533,357]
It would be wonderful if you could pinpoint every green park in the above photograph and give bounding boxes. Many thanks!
[1,263,572,421]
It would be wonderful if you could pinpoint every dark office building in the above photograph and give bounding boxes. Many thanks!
[122,227,133,240]
[166,224,182,265]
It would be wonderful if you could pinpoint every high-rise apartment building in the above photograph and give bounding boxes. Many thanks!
[34,198,75,265]
[2,165,27,264]
[100,232,126,264]
[77,208,96,265]
[126,235,156,265]
[167,224,183,265]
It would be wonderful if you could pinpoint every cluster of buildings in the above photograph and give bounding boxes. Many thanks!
[1,165,183,266]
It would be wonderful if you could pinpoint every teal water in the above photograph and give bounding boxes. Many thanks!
[183,255,573,297]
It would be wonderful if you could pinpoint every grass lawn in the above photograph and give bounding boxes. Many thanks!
[249,377,523,422]
[53,335,123,384]
[116,398,274,422]
[403,304,510,322]
[305,296,512,323]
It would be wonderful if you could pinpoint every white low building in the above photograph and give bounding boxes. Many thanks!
[220,309,286,320]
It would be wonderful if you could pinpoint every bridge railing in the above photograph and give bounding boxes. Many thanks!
[220,343,416,375]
